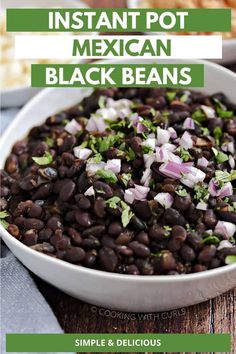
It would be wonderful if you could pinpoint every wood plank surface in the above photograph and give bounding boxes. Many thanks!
[34,1,236,353]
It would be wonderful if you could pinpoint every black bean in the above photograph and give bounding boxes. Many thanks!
[203,210,218,229]
[7,224,20,239]
[64,247,85,263]
[83,250,97,268]
[198,245,217,263]
[93,198,106,218]
[164,208,186,226]
[187,232,203,250]
[51,232,71,250]
[75,210,92,228]
[133,201,151,221]
[149,225,166,240]
[38,167,58,180]
[173,194,192,212]
[38,228,52,241]
[24,218,44,230]
[171,225,187,242]
[13,140,28,155]
[59,180,76,202]
[135,259,154,275]
[98,247,118,272]
[67,228,82,245]
[108,222,123,237]
[129,241,150,258]
[82,235,100,248]
[31,242,55,253]
[93,181,113,199]
[22,229,38,246]
[47,216,63,231]
[126,264,140,275]
[130,215,146,231]
[135,231,149,245]
[180,244,196,262]
[101,235,116,249]
[159,251,176,271]
[115,231,132,245]
[27,204,43,218]
[82,225,106,237]
[216,210,236,224]
[5,154,18,174]
[76,194,91,210]
[32,183,52,200]
[116,245,133,256]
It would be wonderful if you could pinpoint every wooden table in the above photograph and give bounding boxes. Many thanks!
[34,1,235,352]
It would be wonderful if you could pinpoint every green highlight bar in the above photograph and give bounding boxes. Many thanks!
[6,333,231,352]
[31,64,204,88]
[7,8,231,32]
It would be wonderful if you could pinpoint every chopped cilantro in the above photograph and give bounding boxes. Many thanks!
[0,211,9,229]
[166,92,176,102]
[213,98,234,119]
[120,201,134,228]
[215,170,236,183]
[150,108,156,116]
[46,137,54,148]
[106,196,121,209]
[225,255,236,265]
[201,127,210,136]
[126,147,136,161]
[89,153,102,163]
[32,151,53,166]
[175,187,188,197]
[202,235,220,245]
[213,127,222,144]
[120,173,132,187]
[194,184,209,202]
[96,169,118,184]
[180,94,188,102]
[192,109,206,123]
[98,95,106,109]
[142,145,153,154]
[212,148,228,163]
[176,147,191,162]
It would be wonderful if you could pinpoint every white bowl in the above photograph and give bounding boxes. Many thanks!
[1,58,236,312]
[127,0,236,65]
[0,0,93,108]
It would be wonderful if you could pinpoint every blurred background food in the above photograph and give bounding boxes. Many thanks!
[138,0,236,39]
[0,12,80,89]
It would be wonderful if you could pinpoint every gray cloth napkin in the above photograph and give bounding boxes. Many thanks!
[1,109,71,354]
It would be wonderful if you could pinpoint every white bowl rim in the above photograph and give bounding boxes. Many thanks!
[1,57,236,282]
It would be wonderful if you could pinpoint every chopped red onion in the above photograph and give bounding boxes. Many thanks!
[180,167,206,188]
[105,159,121,174]
[154,192,174,209]
[183,117,195,130]
[201,105,215,118]
[137,122,148,134]
[162,143,176,152]
[134,184,150,201]
[157,128,170,145]
[197,157,209,168]
[129,113,142,127]
[196,201,208,210]
[142,138,156,151]
[106,98,132,119]
[217,240,234,251]
[159,161,192,179]
[168,127,177,139]
[143,153,156,169]
[179,131,193,149]
[221,142,234,154]
[215,221,236,239]
[84,186,95,197]
[73,147,92,160]
[86,161,106,175]
[141,168,152,187]
[156,147,182,164]
[229,155,235,169]
[86,116,107,132]
[124,189,135,204]
[64,119,82,135]
[209,179,233,198]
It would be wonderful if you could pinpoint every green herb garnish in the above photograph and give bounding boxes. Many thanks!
[0,211,9,229]
[213,127,223,144]
[46,137,54,148]
[106,196,121,209]
[120,173,132,187]
[96,169,118,184]
[98,95,106,109]
[126,147,136,161]
[194,184,209,202]
[175,187,188,197]
[192,109,206,123]
[215,170,236,183]
[180,94,188,102]
[213,98,234,119]
[166,92,176,102]
[225,255,236,265]
[32,151,53,166]
[176,147,191,162]
[202,235,220,245]
[120,201,134,228]
[212,148,228,164]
